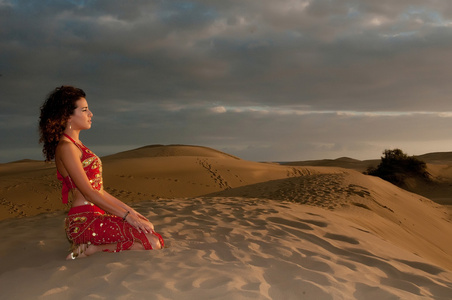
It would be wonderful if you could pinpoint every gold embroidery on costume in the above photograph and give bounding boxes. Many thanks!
[82,157,95,167]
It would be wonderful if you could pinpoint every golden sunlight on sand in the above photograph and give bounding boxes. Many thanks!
[1,145,451,299]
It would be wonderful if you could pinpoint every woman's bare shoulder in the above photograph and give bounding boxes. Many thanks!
[56,140,79,158]
[56,140,71,152]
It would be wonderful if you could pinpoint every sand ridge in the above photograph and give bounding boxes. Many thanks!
[1,145,452,299]
[0,197,451,299]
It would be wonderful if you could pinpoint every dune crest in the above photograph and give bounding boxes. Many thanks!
[102,144,241,160]
[1,145,452,298]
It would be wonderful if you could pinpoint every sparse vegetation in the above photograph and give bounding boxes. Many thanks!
[365,149,430,186]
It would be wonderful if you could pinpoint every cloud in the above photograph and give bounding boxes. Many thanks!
[210,106,227,113]
[1,0,452,162]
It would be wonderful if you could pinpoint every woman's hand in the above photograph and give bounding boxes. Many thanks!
[133,209,154,230]
[125,210,154,233]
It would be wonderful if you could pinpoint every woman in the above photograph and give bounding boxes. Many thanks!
[39,86,164,259]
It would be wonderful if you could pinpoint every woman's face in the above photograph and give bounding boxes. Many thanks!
[68,98,93,131]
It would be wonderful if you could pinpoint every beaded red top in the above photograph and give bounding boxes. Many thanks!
[57,134,103,204]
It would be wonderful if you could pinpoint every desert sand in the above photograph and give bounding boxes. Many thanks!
[0,145,451,299]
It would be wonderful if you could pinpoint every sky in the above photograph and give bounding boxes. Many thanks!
[1,0,452,163]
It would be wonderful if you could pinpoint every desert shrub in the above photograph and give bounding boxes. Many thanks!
[365,149,429,186]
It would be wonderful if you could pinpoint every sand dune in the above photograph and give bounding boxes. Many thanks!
[282,157,380,173]
[1,197,451,299]
[102,144,241,160]
[1,145,452,299]
[286,152,452,207]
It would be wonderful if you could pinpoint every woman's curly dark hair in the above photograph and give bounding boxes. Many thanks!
[39,86,86,161]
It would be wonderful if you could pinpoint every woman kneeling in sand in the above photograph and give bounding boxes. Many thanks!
[39,86,164,259]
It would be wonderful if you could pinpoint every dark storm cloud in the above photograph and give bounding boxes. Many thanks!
[1,0,452,162]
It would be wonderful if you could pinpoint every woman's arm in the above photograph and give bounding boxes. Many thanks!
[57,142,153,233]
[102,191,154,230]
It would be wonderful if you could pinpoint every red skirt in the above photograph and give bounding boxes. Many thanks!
[65,204,164,252]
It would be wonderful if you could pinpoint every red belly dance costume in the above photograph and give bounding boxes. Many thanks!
[58,134,164,252]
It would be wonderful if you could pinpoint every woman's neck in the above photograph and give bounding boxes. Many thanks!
[63,130,81,143]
